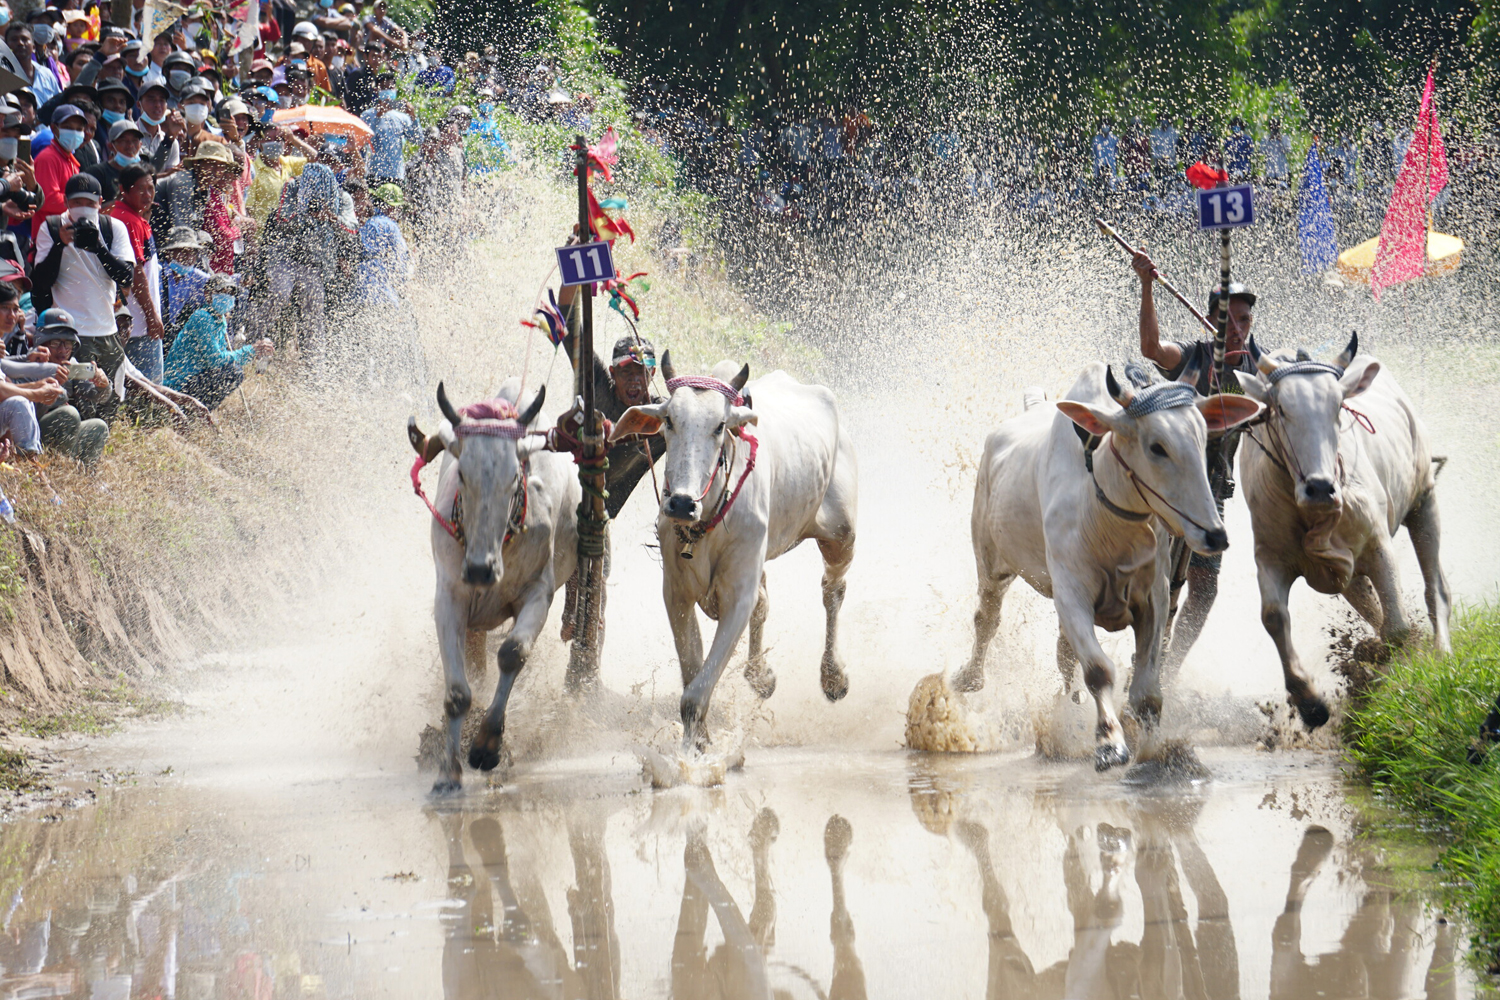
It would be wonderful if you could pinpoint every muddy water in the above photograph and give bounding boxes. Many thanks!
[1,743,1478,999]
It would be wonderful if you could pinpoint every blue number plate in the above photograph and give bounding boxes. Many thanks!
[556,240,617,287]
[1196,184,1256,230]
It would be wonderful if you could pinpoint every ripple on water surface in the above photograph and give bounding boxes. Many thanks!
[0,746,1479,999]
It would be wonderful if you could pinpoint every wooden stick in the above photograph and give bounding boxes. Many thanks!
[1094,217,1216,334]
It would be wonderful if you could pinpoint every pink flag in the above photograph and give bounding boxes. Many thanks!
[1371,68,1449,300]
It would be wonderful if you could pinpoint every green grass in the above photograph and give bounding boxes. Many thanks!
[1344,605,1500,968]
[0,748,39,793]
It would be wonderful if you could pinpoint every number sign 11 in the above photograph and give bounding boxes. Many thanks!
[556,240,617,287]
[1197,184,1255,231]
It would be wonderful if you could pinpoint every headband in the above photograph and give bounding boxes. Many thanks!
[453,398,527,439]
[665,376,742,405]
[1123,382,1197,417]
[1265,361,1346,384]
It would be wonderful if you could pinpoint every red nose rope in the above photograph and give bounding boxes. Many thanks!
[661,375,758,557]
[410,398,533,544]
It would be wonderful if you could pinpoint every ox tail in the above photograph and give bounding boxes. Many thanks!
[1023,387,1047,411]
[1432,455,1449,479]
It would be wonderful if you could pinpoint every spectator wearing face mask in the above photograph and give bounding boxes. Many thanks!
[176,83,215,154]
[163,274,272,409]
[245,125,313,224]
[161,50,196,104]
[30,101,85,239]
[135,80,182,174]
[359,73,419,185]
[153,141,245,275]
[83,115,141,196]
[31,171,135,383]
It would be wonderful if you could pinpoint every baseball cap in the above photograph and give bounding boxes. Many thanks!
[187,140,235,167]
[1207,282,1257,313]
[36,308,80,343]
[52,103,86,127]
[107,118,144,142]
[292,20,319,38]
[610,336,656,367]
[64,171,103,203]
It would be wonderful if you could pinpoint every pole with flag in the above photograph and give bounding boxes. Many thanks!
[1297,141,1339,274]
[569,135,608,687]
[1371,64,1449,300]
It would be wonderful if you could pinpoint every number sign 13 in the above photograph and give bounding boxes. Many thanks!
[1197,184,1255,231]
[556,240,617,287]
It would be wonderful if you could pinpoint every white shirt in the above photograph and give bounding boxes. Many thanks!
[35,217,134,338]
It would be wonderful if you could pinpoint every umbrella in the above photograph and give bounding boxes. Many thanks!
[272,104,374,147]
[1336,231,1463,285]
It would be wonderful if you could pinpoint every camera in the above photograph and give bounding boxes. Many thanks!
[0,183,40,211]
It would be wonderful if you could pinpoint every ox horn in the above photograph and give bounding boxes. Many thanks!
[1176,351,1204,390]
[437,381,463,427]
[660,349,677,383]
[1248,336,1279,376]
[1105,365,1134,408]
[729,364,750,392]
[1334,330,1359,369]
[519,384,547,427]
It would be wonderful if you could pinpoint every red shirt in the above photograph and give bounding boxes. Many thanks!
[107,202,153,262]
[259,18,281,45]
[31,143,79,240]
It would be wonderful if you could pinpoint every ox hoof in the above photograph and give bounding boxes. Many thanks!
[744,660,777,700]
[821,662,849,702]
[950,666,985,694]
[468,737,509,772]
[430,776,462,796]
[1294,695,1331,731]
[1094,743,1131,773]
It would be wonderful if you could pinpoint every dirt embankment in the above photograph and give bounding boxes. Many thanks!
[0,385,362,725]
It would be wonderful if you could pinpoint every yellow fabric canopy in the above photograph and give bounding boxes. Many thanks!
[1336,231,1463,285]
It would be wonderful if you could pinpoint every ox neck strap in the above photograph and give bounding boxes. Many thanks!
[1090,442,1152,523]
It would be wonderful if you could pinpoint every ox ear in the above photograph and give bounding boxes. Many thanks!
[1233,369,1268,402]
[518,435,548,459]
[609,402,667,443]
[727,404,757,431]
[1197,394,1263,432]
[1341,358,1380,399]
[1055,400,1117,438]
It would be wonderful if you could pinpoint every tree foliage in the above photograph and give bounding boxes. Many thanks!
[527,0,1494,126]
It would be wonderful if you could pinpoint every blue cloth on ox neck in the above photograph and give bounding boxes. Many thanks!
[1266,360,1345,384]
[1123,382,1197,417]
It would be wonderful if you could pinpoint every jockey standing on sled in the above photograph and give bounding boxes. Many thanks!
[1134,247,1257,672]
[548,231,667,664]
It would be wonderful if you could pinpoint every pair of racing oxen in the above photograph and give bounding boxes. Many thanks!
[410,334,1449,792]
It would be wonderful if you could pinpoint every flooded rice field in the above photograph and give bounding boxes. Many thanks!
[11,742,1479,999]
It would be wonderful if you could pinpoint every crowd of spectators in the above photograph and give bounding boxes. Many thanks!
[602,95,1490,236]
[0,0,472,470]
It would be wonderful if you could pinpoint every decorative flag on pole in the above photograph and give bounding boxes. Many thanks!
[1297,143,1338,274]
[1371,67,1449,300]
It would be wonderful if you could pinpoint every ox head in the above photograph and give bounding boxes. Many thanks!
[609,351,755,524]
[1234,331,1379,511]
[1056,363,1263,555]
[436,380,547,586]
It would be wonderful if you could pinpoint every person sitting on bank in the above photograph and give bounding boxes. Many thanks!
[163,274,273,410]
[8,308,112,466]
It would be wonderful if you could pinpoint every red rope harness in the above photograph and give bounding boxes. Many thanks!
[410,453,529,546]
[411,453,461,541]
[701,430,759,532]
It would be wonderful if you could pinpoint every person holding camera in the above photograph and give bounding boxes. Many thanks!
[31,171,135,398]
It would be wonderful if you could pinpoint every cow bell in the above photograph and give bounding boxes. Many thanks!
[680,540,696,560]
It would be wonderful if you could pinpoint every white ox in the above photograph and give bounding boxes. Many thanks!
[1235,333,1450,728]
[610,355,857,749]
[414,379,580,794]
[953,362,1261,770]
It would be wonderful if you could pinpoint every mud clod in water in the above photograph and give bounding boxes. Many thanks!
[905,672,994,752]
[1121,739,1212,786]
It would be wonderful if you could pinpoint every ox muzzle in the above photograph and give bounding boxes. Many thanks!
[664,492,701,523]
[463,558,498,586]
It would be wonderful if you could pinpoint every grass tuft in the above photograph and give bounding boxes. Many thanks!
[1344,605,1500,967]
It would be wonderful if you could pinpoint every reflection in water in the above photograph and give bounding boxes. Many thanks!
[0,751,1479,999]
